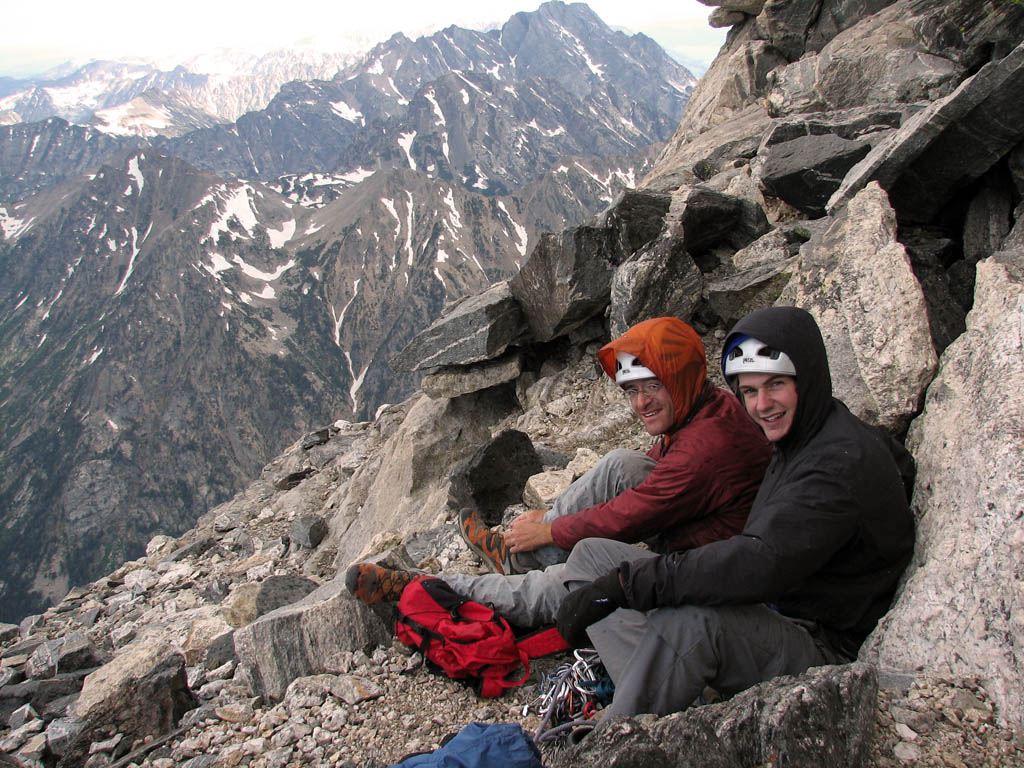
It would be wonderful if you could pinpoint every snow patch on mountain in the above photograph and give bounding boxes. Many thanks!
[267,219,296,248]
[0,207,34,240]
[233,256,295,281]
[398,132,416,170]
[201,184,259,243]
[127,156,145,192]
[330,101,363,124]
[94,102,173,137]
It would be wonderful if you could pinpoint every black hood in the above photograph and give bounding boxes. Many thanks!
[722,306,833,451]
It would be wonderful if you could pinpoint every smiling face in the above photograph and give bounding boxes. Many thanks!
[623,377,676,436]
[736,372,798,442]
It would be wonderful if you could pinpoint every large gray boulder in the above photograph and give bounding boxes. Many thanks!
[667,185,770,252]
[509,226,623,343]
[665,25,785,140]
[233,578,391,702]
[329,389,516,570]
[830,40,1024,221]
[764,7,963,117]
[779,182,936,431]
[754,0,827,61]
[389,281,528,372]
[863,248,1024,727]
[63,636,198,767]
[447,429,543,527]
[550,662,877,767]
[706,258,797,330]
[221,575,320,628]
[420,353,523,400]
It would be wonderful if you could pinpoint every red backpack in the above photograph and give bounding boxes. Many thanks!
[395,577,568,697]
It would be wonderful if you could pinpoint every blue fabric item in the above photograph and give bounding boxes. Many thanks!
[389,722,543,768]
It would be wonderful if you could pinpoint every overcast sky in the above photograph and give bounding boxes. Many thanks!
[0,0,727,78]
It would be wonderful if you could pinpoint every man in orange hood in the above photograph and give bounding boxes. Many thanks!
[456,316,770,576]
[346,317,772,628]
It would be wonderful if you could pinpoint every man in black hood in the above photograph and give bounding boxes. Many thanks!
[555,306,915,719]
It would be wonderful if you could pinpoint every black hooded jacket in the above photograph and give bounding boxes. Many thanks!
[619,306,915,655]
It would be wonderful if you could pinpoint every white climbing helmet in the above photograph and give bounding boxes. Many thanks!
[614,350,657,385]
[723,336,797,380]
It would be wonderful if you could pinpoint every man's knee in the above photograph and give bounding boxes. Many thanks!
[564,538,654,584]
[599,448,654,478]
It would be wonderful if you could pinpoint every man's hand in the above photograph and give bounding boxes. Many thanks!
[556,570,628,647]
[506,509,554,553]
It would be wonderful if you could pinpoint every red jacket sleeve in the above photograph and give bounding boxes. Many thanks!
[550,389,770,552]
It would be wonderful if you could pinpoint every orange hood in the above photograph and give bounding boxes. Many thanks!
[598,317,707,432]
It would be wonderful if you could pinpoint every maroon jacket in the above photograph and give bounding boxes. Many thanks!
[550,386,771,553]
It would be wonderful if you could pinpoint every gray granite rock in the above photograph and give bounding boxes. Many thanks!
[608,237,703,338]
[864,248,1024,728]
[63,639,197,767]
[448,429,543,527]
[779,182,937,431]
[509,227,622,343]
[420,353,523,400]
[289,516,328,550]
[706,258,796,329]
[232,578,391,702]
[222,575,320,628]
[25,632,100,680]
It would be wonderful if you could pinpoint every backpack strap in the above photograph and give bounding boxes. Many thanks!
[477,644,532,697]
[515,626,569,658]
[476,627,568,698]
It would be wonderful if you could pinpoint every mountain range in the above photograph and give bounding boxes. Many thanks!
[0,1,696,621]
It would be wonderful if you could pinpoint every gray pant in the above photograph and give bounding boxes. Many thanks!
[447,538,834,718]
[568,539,837,719]
[518,448,655,570]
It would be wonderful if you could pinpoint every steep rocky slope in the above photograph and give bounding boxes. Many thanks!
[2,0,1024,767]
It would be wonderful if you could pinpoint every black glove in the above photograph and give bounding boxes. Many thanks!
[556,569,628,647]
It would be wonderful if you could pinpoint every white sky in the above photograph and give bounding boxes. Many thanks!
[0,0,727,79]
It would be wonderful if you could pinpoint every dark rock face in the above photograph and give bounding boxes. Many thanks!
[510,188,677,342]
[668,186,770,253]
[551,663,878,768]
[233,579,392,702]
[60,645,198,768]
[608,238,703,338]
[0,119,142,202]
[289,516,328,549]
[448,430,543,526]
[761,133,872,216]
[510,227,625,342]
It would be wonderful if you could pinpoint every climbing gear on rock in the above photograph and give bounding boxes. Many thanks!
[529,648,614,743]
